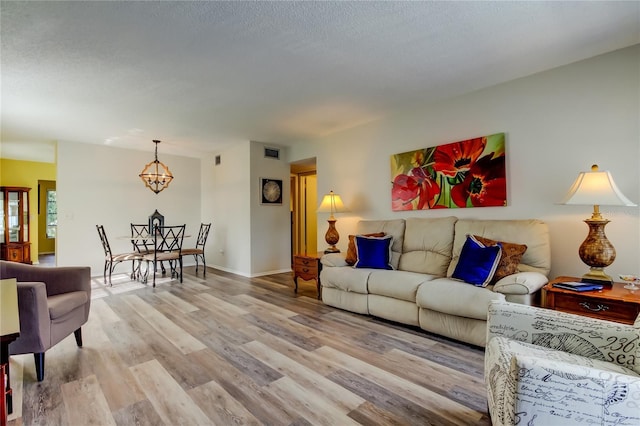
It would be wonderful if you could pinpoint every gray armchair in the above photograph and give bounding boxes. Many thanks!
[0,260,91,381]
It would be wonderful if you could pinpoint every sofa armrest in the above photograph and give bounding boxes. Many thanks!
[487,301,640,373]
[13,282,51,353]
[492,272,548,295]
[320,253,348,267]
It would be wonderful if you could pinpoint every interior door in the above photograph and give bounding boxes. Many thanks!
[300,173,317,255]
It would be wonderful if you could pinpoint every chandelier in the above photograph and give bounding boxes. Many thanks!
[139,140,174,194]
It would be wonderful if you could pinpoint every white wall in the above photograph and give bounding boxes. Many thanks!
[57,141,202,276]
[202,141,252,275]
[201,141,291,277]
[249,141,291,275]
[290,45,640,280]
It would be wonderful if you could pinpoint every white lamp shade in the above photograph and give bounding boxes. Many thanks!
[1,278,20,336]
[561,165,637,206]
[317,191,349,214]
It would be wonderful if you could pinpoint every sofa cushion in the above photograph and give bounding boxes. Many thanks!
[416,277,505,320]
[399,216,457,276]
[452,235,502,287]
[354,235,393,270]
[368,269,437,302]
[447,219,550,277]
[356,219,405,270]
[346,232,386,266]
[320,266,371,294]
[474,235,527,283]
[48,291,89,320]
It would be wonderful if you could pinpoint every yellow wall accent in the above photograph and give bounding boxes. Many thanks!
[0,159,57,263]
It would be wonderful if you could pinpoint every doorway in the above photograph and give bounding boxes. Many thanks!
[290,159,317,259]
[38,180,56,264]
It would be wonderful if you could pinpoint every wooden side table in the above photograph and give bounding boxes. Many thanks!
[1,278,20,426]
[293,253,323,299]
[542,276,640,324]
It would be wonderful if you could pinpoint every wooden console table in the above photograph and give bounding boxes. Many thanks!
[293,253,323,299]
[542,276,640,324]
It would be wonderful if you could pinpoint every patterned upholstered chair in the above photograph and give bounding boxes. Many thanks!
[485,301,640,426]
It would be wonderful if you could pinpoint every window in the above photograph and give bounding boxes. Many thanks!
[46,190,57,238]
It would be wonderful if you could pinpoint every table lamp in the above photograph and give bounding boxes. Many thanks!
[317,191,349,253]
[560,164,637,283]
[1,278,20,337]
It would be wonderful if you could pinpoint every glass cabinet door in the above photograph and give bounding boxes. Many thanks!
[8,191,19,242]
[0,191,4,243]
[22,191,29,242]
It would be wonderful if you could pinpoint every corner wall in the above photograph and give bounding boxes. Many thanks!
[290,45,640,279]
[201,141,291,277]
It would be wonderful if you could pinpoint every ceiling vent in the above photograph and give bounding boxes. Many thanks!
[264,147,280,160]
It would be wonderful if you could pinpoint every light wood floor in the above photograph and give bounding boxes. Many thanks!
[7,266,490,425]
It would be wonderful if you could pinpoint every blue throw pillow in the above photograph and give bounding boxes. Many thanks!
[452,235,502,287]
[354,235,394,270]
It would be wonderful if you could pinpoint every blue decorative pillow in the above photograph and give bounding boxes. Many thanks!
[354,235,394,270]
[452,235,502,287]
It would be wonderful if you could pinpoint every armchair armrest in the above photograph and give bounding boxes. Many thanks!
[487,301,640,374]
[508,354,640,425]
[492,272,548,295]
[13,282,51,353]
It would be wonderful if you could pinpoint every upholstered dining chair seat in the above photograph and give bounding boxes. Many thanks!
[106,253,141,262]
[144,252,179,262]
[180,247,203,256]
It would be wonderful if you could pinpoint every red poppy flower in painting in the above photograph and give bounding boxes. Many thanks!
[390,133,506,211]
[392,167,440,210]
[451,154,506,207]
[433,137,486,178]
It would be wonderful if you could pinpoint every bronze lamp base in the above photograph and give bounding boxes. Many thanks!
[578,218,615,284]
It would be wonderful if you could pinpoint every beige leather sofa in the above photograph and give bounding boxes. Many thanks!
[320,217,551,347]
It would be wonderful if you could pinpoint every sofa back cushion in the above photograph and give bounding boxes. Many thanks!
[399,216,457,276]
[356,219,405,270]
[447,219,551,277]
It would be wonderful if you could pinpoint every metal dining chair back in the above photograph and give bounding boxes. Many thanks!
[181,223,211,276]
[142,224,186,287]
[130,223,154,254]
[96,225,142,285]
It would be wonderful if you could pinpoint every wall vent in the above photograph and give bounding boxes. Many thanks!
[264,147,280,160]
[215,155,221,165]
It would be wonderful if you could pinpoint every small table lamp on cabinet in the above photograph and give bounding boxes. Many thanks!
[560,164,637,283]
[317,191,349,254]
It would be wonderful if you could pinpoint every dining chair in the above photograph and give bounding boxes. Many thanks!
[142,224,185,287]
[96,225,143,285]
[131,223,166,277]
[181,223,211,276]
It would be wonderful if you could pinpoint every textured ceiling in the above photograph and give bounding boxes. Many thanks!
[1,1,639,159]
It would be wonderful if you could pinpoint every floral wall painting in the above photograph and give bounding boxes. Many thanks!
[390,133,506,211]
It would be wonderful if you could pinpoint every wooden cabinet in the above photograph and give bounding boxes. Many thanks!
[293,253,322,299]
[542,276,640,324]
[0,187,31,264]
